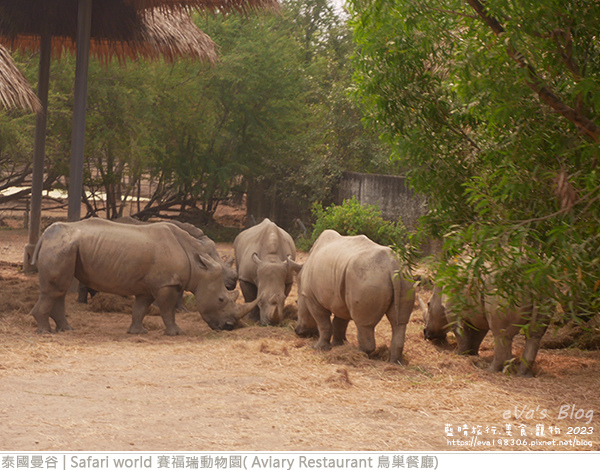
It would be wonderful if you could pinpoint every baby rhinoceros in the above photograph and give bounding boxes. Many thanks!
[423,284,550,376]
[294,230,415,364]
[30,218,258,335]
[234,218,301,325]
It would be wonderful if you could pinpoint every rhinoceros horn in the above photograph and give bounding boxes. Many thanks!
[234,295,261,320]
[416,293,427,312]
[286,255,302,273]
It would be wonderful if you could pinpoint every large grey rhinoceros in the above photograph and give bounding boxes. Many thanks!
[233,218,301,325]
[77,217,238,306]
[294,230,415,364]
[422,284,549,376]
[30,218,258,335]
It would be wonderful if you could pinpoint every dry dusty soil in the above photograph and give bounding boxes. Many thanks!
[0,226,599,452]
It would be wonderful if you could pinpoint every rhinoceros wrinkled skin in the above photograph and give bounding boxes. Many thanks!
[114,216,237,290]
[233,218,301,325]
[30,218,258,335]
[294,230,415,364]
[423,285,549,376]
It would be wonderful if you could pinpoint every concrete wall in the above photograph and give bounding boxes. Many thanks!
[245,171,428,234]
[335,171,427,229]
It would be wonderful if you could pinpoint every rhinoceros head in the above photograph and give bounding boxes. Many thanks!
[422,286,449,341]
[252,253,302,325]
[193,254,258,331]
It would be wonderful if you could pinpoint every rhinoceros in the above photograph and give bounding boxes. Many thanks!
[30,218,258,335]
[294,230,415,364]
[233,218,301,325]
[422,284,549,376]
[76,217,237,306]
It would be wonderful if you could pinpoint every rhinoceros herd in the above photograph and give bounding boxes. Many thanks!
[28,217,548,377]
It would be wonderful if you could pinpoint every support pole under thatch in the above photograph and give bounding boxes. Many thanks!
[67,0,92,222]
[23,30,51,273]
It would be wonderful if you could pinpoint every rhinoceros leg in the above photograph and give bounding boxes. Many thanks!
[50,296,73,332]
[331,316,349,346]
[128,295,154,334]
[388,323,407,364]
[356,325,377,357]
[31,295,59,333]
[386,282,415,364]
[155,287,184,336]
[305,298,333,351]
[456,325,488,355]
[239,280,260,322]
[517,319,549,377]
[489,323,521,372]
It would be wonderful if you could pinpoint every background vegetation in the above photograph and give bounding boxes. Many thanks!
[349,0,600,319]
[299,197,408,252]
[1,0,391,224]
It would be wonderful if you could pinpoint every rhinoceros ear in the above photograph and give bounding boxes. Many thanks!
[223,255,235,267]
[252,252,262,265]
[195,253,220,271]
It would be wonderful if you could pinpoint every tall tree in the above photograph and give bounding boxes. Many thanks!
[350,0,600,317]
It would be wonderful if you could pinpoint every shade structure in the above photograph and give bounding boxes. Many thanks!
[0,0,278,272]
[1,7,219,64]
[0,45,41,113]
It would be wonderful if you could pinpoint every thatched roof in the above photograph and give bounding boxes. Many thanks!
[0,0,278,46]
[0,45,41,113]
[138,9,219,63]
[124,0,279,14]
[0,4,222,63]
[3,9,219,64]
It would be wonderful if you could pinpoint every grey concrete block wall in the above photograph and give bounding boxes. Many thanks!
[335,171,427,230]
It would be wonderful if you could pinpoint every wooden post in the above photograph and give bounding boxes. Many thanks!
[23,30,51,273]
[67,0,92,222]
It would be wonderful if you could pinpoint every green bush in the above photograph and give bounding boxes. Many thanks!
[298,197,408,252]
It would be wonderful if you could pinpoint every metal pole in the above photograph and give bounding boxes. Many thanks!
[67,0,92,222]
[23,30,51,273]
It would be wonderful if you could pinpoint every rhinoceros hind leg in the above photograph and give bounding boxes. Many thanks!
[128,295,153,334]
[306,299,332,350]
[460,327,488,356]
[332,316,349,346]
[155,288,184,336]
[31,295,60,333]
[489,335,515,372]
[517,335,544,377]
[388,322,408,364]
[488,322,521,372]
[50,296,73,332]
[356,325,376,357]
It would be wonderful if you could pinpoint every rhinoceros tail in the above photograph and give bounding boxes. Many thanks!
[30,235,43,266]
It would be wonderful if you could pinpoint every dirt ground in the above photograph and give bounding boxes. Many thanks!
[0,224,599,452]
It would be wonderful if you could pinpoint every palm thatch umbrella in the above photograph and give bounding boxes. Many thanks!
[3,8,219,64]
[0,45,41,112]
[0,0,276,271]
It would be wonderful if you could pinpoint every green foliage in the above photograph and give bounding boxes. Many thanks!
[349,0,600,320]
[300,197,408,252]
